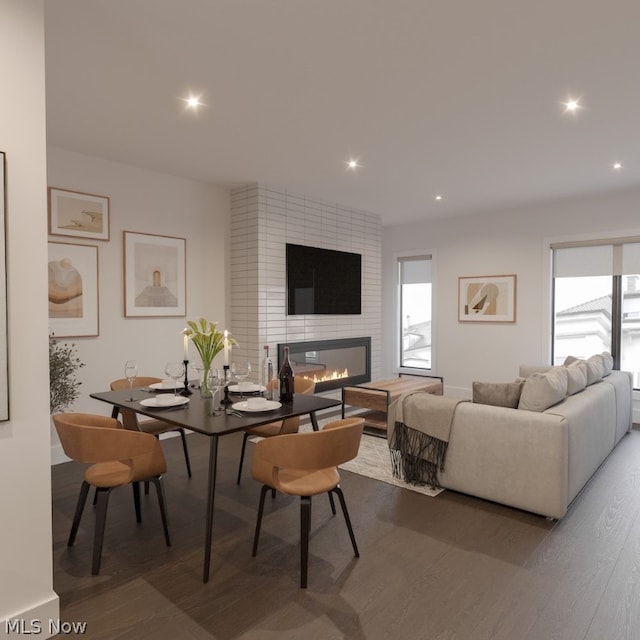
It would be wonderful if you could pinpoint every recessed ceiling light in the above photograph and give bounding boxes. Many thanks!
[612,161,623,170]
[563,97,582,113]
[346,159,360,170]
[183,95,204,110]
[434,195,443,201]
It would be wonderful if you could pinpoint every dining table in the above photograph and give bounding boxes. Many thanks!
[90,386,342,582]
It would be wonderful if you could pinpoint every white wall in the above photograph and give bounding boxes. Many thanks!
[383,187,640,404]
[47,147,231,462]
[0,0,59,632]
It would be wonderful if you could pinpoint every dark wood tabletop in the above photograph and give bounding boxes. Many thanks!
[90,388,342,435]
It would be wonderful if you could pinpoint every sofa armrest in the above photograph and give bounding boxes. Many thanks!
[439,402,569,518]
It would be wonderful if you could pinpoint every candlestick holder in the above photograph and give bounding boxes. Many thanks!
[181,359,192,396]
[221,364,233,405]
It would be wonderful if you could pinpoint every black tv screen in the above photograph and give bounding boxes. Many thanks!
[286,243,362,315]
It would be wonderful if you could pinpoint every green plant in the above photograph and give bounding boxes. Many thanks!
[49,334,84,414]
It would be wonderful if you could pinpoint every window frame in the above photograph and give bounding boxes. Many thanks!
[395,251,435,374]
[550,236,640,389]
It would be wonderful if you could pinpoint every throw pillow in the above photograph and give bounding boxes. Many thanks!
[565,361,587,395]
[472,380,524,408]
[586,354,605,385]
[518,366,568,412]
[600,351,614,376]
[564,354,606,385]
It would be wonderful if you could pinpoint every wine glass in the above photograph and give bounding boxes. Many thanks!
[124,360,138,400]
[231,360,251,399]
[165,361,185,397]
[208,369,223,414]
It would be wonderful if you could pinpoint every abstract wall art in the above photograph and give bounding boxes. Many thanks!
[48,242,99,337]
[48,187,110,240]
[458,274,517,323]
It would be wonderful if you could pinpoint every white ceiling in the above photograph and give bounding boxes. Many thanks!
[43,0,640,226]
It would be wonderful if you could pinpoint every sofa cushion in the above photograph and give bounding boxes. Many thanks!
[565,361,587,395]
[518,366,568,412]
[472,380,524,408]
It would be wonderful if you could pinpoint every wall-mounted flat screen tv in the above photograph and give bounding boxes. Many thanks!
[286,243,362,315]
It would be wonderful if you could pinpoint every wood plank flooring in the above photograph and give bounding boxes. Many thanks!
[51,426,640,639]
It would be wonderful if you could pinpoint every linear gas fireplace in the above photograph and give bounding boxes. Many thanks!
[278,337,371,393]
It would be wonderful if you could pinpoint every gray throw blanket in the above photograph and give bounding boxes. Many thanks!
[388,392,468,489]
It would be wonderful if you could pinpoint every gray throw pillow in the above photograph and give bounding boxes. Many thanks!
[565,361,587,395]
[518,366,568,412]
[600,351,614,376]
[472,380,524,408]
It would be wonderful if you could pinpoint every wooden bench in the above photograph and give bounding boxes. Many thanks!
[341,374,443,432]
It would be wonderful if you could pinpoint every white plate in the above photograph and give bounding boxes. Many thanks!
[232,400,281,412]
[148,380,177,390]
[140,396,190,408]
[228,383,266,393]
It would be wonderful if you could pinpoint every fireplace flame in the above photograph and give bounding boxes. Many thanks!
[302,368,350,384]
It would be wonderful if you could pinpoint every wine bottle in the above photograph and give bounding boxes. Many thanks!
[278,346,295,402]
[261,345,274,400]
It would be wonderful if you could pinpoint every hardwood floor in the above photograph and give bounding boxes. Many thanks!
[51,427,640,639]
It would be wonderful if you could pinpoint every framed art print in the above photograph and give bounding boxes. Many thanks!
[48,187,110,240]
[124,231,186,317]
[458,274,517,323]
[48,242,99,337]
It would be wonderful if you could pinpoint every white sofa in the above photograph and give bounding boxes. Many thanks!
[434,359,633,519]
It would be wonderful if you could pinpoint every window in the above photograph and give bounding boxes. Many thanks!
[398,255,432,370]
[552,241,640,389]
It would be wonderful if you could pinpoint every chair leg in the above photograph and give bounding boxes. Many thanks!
[68,481,91,547]
[92,487,112,575]
[332,486,359,557]
[149,476,172,546]
[300,496,312,588]
[132,482,142,523]
[252,484,270,557]
[237,432,250,485]
[178,428,192,478]
[328,492,336,515]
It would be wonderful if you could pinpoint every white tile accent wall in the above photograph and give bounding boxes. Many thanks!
[230,183,382,396]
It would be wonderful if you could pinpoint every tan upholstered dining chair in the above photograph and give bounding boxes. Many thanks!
[52,412,171,575]
[110,377,192,480]
[236,376,316,484]
[250,416,364,588]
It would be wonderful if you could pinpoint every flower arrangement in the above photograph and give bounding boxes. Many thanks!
[183,317,237,371]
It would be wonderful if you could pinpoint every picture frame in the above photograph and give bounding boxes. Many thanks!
[458,274,517,323]
[48,187,110,241]
[0,152,8,420]
[48,242,100,337]
[124,231,186,317]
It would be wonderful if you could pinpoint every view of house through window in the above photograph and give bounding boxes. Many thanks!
[552,241,640,389]
[399,255,432,369]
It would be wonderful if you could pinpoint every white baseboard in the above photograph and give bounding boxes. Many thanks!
[1,592,59,638]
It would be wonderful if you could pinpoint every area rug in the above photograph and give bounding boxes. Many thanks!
[338,433,444,497]
[250,428,444,497]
